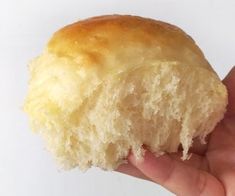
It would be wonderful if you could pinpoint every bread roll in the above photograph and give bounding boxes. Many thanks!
[24,15,227,170]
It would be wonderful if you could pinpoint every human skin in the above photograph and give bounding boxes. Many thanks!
[116,66,235,196]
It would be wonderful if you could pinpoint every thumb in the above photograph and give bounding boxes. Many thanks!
[223,66,235,117]
[128,150,224,196]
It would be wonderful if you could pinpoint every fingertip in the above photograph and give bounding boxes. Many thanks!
[127,151,135,162]
[115,162,150,180]
[223,66,235,117]
[223,66,235,84]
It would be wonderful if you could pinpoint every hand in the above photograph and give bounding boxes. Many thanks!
[116,67,235,196]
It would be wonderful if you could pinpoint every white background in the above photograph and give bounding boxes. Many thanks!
[0,0,235,196]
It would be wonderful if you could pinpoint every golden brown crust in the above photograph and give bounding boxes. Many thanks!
[47,15,212,71]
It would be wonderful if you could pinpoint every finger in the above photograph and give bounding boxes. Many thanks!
[116,152,209,181]
[189,136,209,155]
[129,150,225,196]
[223,66,235,117]
[169,152,209,171]
[115,163,150,180]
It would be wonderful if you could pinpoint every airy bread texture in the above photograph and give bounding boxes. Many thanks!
[24,15,227,170]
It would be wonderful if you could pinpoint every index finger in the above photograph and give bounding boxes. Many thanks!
[129,150,225,196]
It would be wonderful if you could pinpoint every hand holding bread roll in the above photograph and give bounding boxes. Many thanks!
[24,15,227,170]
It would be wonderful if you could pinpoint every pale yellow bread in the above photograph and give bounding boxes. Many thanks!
[24,15,227,170]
